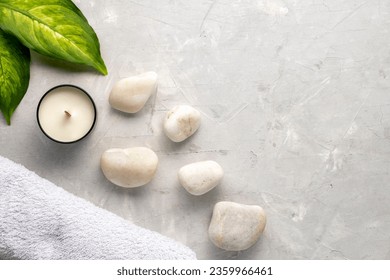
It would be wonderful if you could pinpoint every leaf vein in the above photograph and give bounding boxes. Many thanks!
[0,3,94,61]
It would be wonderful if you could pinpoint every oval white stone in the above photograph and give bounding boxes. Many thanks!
[163,105,201,142]
[100,147,158,188]
[209,201,266,251]
[178,161,223,195]
[109,72,158,113]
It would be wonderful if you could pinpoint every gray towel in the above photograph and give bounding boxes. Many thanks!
[0,155,196,260]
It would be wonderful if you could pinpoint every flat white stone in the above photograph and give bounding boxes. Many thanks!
[163,105,201,142]
[109,72,158,113]
[209,201,266,251]
[100,147,158,188]
[178,161,223,195]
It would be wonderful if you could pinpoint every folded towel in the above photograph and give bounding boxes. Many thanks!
[0,155,196,260]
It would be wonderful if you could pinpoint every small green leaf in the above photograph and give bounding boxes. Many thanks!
[0,0,107,75]
[0,29,30,125]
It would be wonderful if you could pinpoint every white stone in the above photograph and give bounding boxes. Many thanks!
[208,201,266,251]
[163,105,201,142]
[100,147,158,188]
[178,161,223,195]
[109,72,158,113]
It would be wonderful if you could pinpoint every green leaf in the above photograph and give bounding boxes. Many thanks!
[0,0,107,75]
[0,29,30,125]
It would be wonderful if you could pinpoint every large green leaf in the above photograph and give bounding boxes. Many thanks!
[0,29,30,125]
[0,0,107,75]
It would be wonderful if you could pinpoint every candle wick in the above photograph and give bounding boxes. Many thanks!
[64,110,72,117]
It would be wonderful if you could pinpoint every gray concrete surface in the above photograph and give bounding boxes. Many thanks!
[1,0,390,259]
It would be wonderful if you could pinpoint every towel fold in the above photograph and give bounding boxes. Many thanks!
[0,155,196,260]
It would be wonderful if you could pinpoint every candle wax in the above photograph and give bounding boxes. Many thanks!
[38,86,95,143]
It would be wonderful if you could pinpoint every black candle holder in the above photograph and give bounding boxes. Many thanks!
[36,84,97,144]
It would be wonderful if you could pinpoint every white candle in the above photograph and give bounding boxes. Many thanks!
[37,85,96,143]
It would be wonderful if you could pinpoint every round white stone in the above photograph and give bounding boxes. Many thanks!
[109,71,158,113]
[208,201,266,251]
[163,105,201,142]
[178,161,223,195]
[100,147,158,188]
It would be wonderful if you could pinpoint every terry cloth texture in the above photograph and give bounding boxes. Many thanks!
[0,155,196,260]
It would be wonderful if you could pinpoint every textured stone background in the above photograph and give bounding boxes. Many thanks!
[1,0,390,259]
